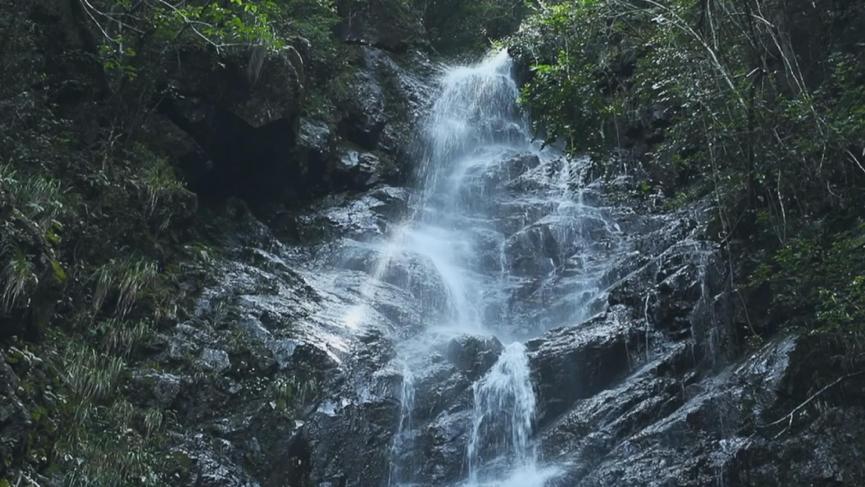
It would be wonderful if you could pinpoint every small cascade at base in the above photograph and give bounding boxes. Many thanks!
[465,343,560,486]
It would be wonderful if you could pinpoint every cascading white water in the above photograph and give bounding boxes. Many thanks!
[467,342,541,486]
[388,362,416,486]
[355,50,621,486]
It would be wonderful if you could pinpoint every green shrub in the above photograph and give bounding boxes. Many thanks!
[47,336,180,486]
[511,0,865,333]
[751,224,865,332]
[419,0,528,53]
[512,0,865,201]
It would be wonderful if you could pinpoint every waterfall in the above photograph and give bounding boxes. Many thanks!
[367,49,619,486]
[466,343,538,485]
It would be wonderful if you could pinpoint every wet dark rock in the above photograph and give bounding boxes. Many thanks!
[734,406,865,485]
[284,185,411,248]
[156,121,865,487]
[176,434,259,487]
[199,348,232,373]
[132,371,183,409]
[412,358,474,419]
[269,338,301,370]
[474,153,542,191]
[445,335,504,380]
[528,306,645,424]
[330,47,431,184]
[378,256,451,317]
[295,117,336,170]
[421,408,474,482]
[104,204,364,486]
[303,334,405,484]
[306,400,397,486]
[537,303,865,487]
[166,44,306,129]
[159,41,434,204]
[340,69,387,150]
[334,146,384,188]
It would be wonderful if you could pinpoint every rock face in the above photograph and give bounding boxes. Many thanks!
[156,29,436,206]
[270,165,865,487]
[518,197,865,486]
[527,306,644,423]
[336,0,426,51]
[246,50,865,487]
[329,46,437,184]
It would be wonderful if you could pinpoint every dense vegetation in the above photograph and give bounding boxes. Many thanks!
[0,0,338,483]
[510,0,865,337]
[417,0,528,53]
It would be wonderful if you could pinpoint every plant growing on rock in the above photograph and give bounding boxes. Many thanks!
[510,0,865,336]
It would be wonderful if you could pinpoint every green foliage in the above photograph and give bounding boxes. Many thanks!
[282,0,340,64]
[513,1,623,152]
[512,0,865,333]
[85,0,342,83]
[512,0,865,201]
[0,164,66,316]
[62,347,126,404]
[3,168,64,228]
[751,224,865,331]
[89,0,286,79]
[0,0,344,481]
[54,342,178,486]
[418,0,528,54]
[1,250,37,312]
[89,318,155,357]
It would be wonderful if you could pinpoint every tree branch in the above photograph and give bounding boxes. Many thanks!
[760,369,865,439]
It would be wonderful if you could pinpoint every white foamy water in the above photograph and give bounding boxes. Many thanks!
[466,342,543,486]
[340,50,624,486]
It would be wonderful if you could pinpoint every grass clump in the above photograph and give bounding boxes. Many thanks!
[91,258,160,318]
[55,351,177,486]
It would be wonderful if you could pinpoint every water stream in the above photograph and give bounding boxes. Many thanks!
[343,51,621,486]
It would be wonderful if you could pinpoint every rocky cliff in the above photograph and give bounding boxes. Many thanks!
[1,1,864,486]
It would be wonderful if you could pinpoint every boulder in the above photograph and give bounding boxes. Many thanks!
[339,69,387,149]
[527,306,644,424]
[444,335,504,380]
[165,44,306,129]
[537,326,865,487]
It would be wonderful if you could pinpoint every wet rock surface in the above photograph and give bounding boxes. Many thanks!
[516,198,865,486]
[10,0,861,484]
[5,22,856,484]
[158,31,436,206]
[282,167,865,487]
[257,54,865,487]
